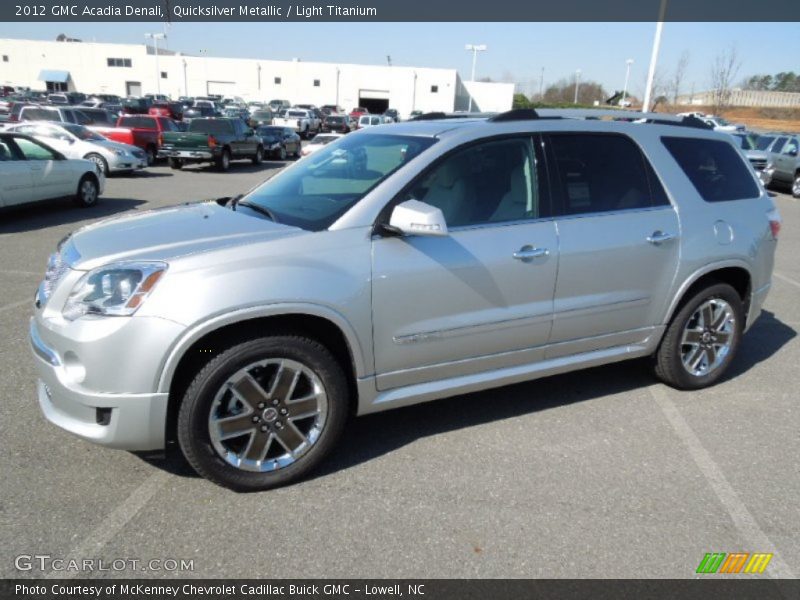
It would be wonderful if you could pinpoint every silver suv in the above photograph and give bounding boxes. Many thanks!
[762,133,800,198]
[29,109,780,491]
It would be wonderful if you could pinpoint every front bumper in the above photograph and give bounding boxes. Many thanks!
[108,155,147,172]
[29,315,182,451]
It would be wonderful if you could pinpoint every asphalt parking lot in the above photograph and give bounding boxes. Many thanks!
[0,159,798,579]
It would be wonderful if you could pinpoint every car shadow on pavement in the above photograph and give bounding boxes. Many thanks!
[175,162,292,175]
[0,197,147,234]
[142,310,797,486]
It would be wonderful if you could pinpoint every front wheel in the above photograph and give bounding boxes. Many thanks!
[168,157,183,170]
[252,146,264,165]
[279,145,287,161]
[84,153,108,176]
[145,146,156,166]
[177,336,349,491]
[653,283,743,389]
[73,175,99,208]
[792,173,800,199]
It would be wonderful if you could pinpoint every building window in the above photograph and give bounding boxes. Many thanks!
[431,85,439,93]
[274,77,282,85]
[313,79,320,87]
[107,58,132,68]
[2,55,8,63]
[161,71,167,79]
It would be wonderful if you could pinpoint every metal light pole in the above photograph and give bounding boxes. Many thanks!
[538,67,545,99]
[642,0,669,112]
[573,69,581,104]
[622,58,634,106]
[145,33,166,96]
[182,58,187,97]
[465,43,487,112]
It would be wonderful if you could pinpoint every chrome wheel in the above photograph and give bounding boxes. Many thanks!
[680,298,735,377]
[208,358,328,473]
[792,175,800,198]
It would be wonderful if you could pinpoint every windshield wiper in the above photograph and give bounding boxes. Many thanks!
[231,197,279,223]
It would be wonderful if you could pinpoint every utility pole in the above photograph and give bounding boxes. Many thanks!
[539,67,545,99]
[465,44,487,112]
[145,32,166,96]
[573,69,581,104]
[642,0,668,112]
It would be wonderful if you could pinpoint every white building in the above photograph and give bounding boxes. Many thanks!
[0,37,514,116]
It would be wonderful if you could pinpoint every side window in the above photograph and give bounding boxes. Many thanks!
[783,138,799,156]
[661,136,760,202]
[401,137,544,228]
[14,137,58,160]
[0,139,16,161]
[74,111,92,126]
[547,133,655,215]
[771,137,787,154]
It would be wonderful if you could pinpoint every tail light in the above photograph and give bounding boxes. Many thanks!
[767,208,781,240]
[208,135,218,148]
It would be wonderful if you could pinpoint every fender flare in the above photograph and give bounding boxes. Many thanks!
[155,302,369,393]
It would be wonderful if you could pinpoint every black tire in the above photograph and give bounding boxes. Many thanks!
[300,128,308,140]
[145,145,156,166]
[168,157,183,170]
[73,174,99,208]
[177,336,350,492]
[279,145,287,161]
[294,143,302,159]
[252,145,264,165]
[792,173,800,199]
[84,153,109,176]
[653,283,743,390]
[215,148,231,172]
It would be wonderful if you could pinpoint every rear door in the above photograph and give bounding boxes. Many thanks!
[772,136,799,183]
[544,132,680,357]
[371,135,559,389]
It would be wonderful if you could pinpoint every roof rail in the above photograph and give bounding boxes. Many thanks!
[532,108,713,129]
[409,111,496,121]
[488,108,540,122]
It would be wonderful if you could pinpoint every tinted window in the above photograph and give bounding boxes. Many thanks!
[14,137,58,160]
[755,135,775,151]
[782,138,799,155]
[0,138,16,160]
[187,120,234,135]
[771,137,788,154]
[21,107,61,122]
[548,134,657,215]
[118,116,156,129]
[662,137,759,202]
[401,137,545,227]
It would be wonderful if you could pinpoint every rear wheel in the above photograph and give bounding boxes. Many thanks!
[279,146,287,161]
[653,283,743,389]
[144,145,156,166]
[73,175,99,208]
[168,157,183,170]
[294,142,302,158]
[84,153,108,176]
[792,173,800,199]
[215,148,231,172]
[177,336,349,491]
[252,145,264,165]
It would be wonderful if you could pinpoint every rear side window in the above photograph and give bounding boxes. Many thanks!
[661,137,759,202]
[547,133,665,215]
[188,120,234,135]
[118,116,156,129]
[21,107,60,122]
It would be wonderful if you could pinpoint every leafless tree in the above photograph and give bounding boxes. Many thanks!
[709,46,741,114]
[670,51,690,105]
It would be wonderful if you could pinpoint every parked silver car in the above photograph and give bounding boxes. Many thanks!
[761,133,800,198]
[30,109,780,490]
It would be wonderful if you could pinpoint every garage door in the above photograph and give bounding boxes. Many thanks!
[358,89,390,114]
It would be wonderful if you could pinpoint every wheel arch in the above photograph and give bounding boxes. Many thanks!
[159,305,366,443]
[664,261,753,329]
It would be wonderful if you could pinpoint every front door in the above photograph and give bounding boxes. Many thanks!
[0,137,34,207]
[372,135,558,390]
[12,137,75,200]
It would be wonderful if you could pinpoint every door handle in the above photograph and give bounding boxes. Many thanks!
[646,231,676,245]
[513,245,549,262]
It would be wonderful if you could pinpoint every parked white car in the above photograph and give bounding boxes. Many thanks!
[358,115,384,129]
[677,112,744,132]
[0,132,104,208]
[5,122,147,175]
[300,133,343,158]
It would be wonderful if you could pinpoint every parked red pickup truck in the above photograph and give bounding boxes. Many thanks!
[99,115,180,164]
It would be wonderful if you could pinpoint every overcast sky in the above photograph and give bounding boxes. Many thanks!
[0,22,795,97]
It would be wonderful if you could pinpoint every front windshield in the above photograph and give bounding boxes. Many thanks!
[733,134,754,150]
[240,133,436,231]
[755,135,775,151]
[62,124,105,141]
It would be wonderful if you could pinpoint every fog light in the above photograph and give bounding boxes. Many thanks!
[96,408,112,426]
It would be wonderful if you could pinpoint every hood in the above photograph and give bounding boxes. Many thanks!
[64,201,304,270]
[744,150,769,161]
[92,138,141,154]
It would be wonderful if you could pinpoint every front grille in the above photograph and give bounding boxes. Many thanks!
[750,158,767,170]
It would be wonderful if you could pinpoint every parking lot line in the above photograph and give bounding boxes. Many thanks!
[649,385,795,579]
[44,471,170,580]
[773,272,800,290]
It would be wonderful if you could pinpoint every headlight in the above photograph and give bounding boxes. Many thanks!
[62,262,167,320]
[114,150,125,156]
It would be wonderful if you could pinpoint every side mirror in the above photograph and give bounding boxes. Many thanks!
[388,200,448,237]
[786,147,798,157]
